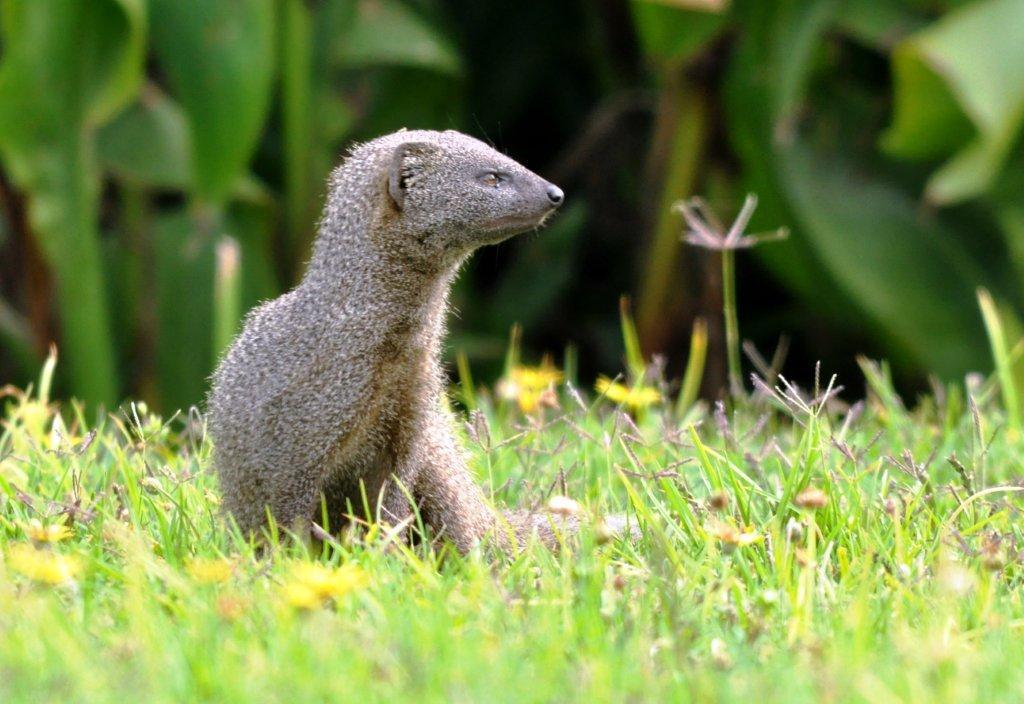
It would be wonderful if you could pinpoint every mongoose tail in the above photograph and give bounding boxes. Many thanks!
[209,129,625,554]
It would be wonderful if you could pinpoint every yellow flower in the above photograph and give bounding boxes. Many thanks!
[511,364,563,390]
[185,557,234,584]
[7,544,83,584]
[497,361,563,413]
[281,562,368,610]
[23,519,73,543]
[707,520,762,548]
[595,376,661,410]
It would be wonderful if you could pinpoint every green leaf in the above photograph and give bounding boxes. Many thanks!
[97,85,276,203]
[279,0,318,274]
[150,0,275,202]
[148,199,279,412]
[98,85,192,189]
[630,1,727,67]
[153,210,216,413]
[723,0,859,318]
[770,0,839,125]
[835,0,925,51]
[637,79,708,345]
[882,45,974,159]
[335,0,461,75]
[780,145,986,375]
[225,199,280,314]
[883,0,1024,204]
[84,0,147,125]
[0,0,145,404]
[355,67,459,137]
[0,0,145,196]
[725,0,993,377]
[313,0,358,72]
[927,137,1010,205]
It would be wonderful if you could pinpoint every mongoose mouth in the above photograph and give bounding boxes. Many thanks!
[481,207,560,242]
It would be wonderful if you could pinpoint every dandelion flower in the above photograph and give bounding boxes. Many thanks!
[595,376,661,410]
[510,364,562,391]
[7,544,82,584]
[497,362,563,413]
[281,562,368,610]
[186,557,234,584]
[23,519,72,543]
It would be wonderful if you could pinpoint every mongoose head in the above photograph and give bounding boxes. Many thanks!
[376,130,564,261]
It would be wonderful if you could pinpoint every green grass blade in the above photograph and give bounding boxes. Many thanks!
[977,287,1021,430]
[618,296,645,382]
[676,316,708,417]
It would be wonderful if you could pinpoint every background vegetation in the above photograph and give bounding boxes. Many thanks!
[1,0,1023,413]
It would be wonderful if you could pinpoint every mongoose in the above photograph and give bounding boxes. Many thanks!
[208,129,577,552]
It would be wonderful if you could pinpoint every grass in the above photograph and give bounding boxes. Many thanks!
[1,348,1024,703]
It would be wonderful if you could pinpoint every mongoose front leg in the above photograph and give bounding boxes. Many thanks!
[406,411,499,553]
[267,459,324,539]
[417,460,578,552]
[411,411,577,552]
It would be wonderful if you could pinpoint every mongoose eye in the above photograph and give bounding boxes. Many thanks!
[479,172,505,188]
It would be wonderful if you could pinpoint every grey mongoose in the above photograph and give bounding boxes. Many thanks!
[208,128,582,552]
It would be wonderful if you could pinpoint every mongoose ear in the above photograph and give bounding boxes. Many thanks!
[387,141,440,211]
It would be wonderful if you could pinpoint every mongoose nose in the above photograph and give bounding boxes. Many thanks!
[546,184,564,206]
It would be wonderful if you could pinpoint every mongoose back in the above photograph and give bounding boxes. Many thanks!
[208,129,572,552]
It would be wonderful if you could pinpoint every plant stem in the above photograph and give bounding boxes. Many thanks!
[213,236,242,362]
[636,74,707,348]
[722,249,742,396]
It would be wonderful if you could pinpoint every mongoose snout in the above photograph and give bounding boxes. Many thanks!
[209,129,599,553]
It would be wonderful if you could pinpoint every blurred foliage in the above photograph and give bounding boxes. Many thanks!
[0,0,1023,411]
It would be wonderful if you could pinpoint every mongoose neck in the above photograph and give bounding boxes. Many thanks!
[301,154,467,331]
[302,230,461,318]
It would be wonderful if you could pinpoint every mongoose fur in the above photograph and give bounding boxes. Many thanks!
[208,129,578,552]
